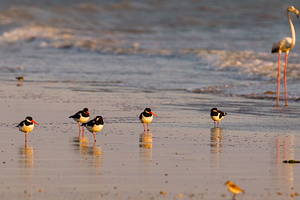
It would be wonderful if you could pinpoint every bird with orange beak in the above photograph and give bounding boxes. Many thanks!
[139,108,157,132]
[16,116,39,146]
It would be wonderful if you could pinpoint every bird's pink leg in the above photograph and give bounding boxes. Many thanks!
[217,121,219,128]
[143,123,146,132]
[78,123,81,137]
[82,125,85,138]
[93,132,96,142]
[284,52,289,106]
[25,132,28,147]
[147,123,149,132]
[277,53,281,107]
[214,121,216,127]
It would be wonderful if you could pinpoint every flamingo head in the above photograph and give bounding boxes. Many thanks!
[288,6,299,18]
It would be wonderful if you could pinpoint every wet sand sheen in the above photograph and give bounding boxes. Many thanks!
[0,81,300,199]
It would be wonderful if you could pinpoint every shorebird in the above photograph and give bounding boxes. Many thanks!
[69,108,90,138]
[15,76,24,82]
[139,108,157,132]
[210,108,227,127]
[272,6,299,107]
[82,116,104,142]
[16,116,39,146]
[225,181,245,199]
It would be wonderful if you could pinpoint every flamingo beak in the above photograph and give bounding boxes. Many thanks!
[150,111,157,117]
[32,120,39,125]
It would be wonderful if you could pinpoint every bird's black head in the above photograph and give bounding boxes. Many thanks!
[144,108,151,113]
[94,116,104,124]
[83,108,89,115]
[95,116,103,121]
[26,116,33,121]
[211,108,218,112]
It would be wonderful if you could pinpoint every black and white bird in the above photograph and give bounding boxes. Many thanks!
[82,116,104,142]
[15,76,24,82]
[16,116,39,146]
[210,108,227,127]
[139,108,157,132]
[69,108,90,138]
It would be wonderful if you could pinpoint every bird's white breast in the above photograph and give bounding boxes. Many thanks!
[87,124,103,133]
[74,115,90,123]
[211,114,224,122]
[141,115,153,124]
[19,124,34,133]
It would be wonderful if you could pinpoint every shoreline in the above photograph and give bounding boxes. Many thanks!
[0,80,300,199]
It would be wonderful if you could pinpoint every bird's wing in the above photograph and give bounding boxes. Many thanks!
[272,37,292,53]
[16,121,24,127]
[69,111,81,119]
[86,120,96,126]
[139,113,143,120]
[229,182,243,191]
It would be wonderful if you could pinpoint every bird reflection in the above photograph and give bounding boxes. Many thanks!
[92,142,102,156]
[139,132,153,149]
[79,137,90,155]
[19,145,34,179]
[72,136,102,176]
[90,142,102,173]
[210,128,225,153]
[139,132,152,178]
[73,137,90,155]
[72,137,102,158]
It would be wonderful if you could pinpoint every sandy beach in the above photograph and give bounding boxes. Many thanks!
[0,80,299,200]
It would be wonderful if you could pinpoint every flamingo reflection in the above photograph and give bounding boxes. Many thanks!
[273,135,295,195]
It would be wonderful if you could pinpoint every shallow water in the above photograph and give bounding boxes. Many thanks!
[1,1,300,103]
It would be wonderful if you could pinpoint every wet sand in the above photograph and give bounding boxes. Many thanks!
[1,80,300,200]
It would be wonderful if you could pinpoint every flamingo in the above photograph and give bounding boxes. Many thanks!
[272,6,299,106]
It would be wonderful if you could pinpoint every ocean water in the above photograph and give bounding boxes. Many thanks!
[1,0,300,104]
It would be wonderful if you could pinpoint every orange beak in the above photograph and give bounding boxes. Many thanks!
[32,120,39,125]
[150,111,157,117]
